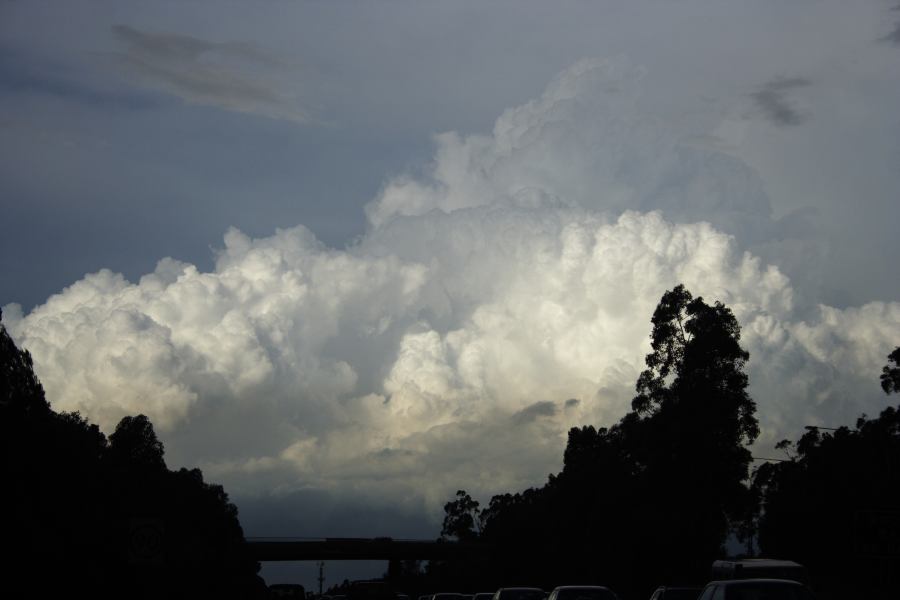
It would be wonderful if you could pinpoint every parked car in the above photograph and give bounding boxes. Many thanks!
[697,579,816,600]
[269,583,307,599]
[348,581,396,600]
[547,586,619,600]
[648,586,702,600]
[473,593,494,600]
[432,594,468,600]
[711,560,807,584]
[493,588,547,600]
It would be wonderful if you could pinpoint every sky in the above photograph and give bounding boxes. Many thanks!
[3,0,900,589]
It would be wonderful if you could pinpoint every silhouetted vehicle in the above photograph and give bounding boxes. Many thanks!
[697,579,816,600]
[270,583,307,598]
[474,593,494,600]
[492,588,546,600]
[648,586,702,600]
[432,594,468,600]
[711,560,808,584]
[348,581,395,600]
[547,586,619,600]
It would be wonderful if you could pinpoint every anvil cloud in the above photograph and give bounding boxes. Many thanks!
[6,60,900,522]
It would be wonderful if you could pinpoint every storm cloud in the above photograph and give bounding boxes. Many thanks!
[6,60,899,522]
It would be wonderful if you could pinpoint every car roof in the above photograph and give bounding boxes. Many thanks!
[707,579,805,586]
[713,559,804,569]
[499,588,544,591]
[552,587,612,590]
[657,586,702,590]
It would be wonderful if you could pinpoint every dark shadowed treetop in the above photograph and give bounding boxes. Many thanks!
[459,284,763,597]
[441,489,482,542]
[0,307,50,417]
[107,414,167,470]
[632,283,759,445]
[1,308,266,599]
[752,401,900,598]
[881,346,900,394]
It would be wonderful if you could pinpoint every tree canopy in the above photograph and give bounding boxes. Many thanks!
[0,310,266,599]
[881,346,900,394]
[436,285,760,597]
[441,490,483,541]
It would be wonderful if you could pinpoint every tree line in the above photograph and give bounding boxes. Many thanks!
[0,308,268,599]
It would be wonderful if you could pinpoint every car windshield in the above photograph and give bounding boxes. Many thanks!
[500,590,545,600]
[556,589,616,600]
[662,590,701,600]
[725,582,815,600]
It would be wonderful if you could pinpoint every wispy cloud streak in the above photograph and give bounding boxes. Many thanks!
[751,77,811,127]
[109,25,309,123]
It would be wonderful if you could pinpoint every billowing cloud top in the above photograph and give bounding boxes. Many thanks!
[5,59,899,520]
[366,59,772,241]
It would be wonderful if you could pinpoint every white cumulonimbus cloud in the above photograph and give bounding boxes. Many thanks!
[4,58,900,516]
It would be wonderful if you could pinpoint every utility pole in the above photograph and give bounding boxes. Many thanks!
[317,560,325,596]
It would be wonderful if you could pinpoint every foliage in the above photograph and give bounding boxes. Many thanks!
[437,284,761,597]
[0,310,266,599]
[0,307,50,417]
[882,346,900,394]
[441,489,483,541]
[752,406,900,599]
[632,283,758,445]
[107,413,167,471]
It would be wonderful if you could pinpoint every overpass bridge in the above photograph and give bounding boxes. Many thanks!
[247,537,492,562]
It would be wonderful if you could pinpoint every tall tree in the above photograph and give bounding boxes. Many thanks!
[632,283,758,445]
[469,285,761,597]
[0,309,266,599]
[0,308,50,417]
[441,489,482,541]
[630,284,758,518]
[753,407,900,599]
[107,413,167,471]
[751,347,900,599]
[881,346,900,394]
[623,285,759,585]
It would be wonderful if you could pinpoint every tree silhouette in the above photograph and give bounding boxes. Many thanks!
[441,489,483,541]
[0,309,266,599]
[632,284,758,445]
[628,284,758,568]
[462,284,760,597]
[881,346,900,394]
[107,414,167,471]
[748,342,900,599]
[753,406,900,600]
[0,307,50,417]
